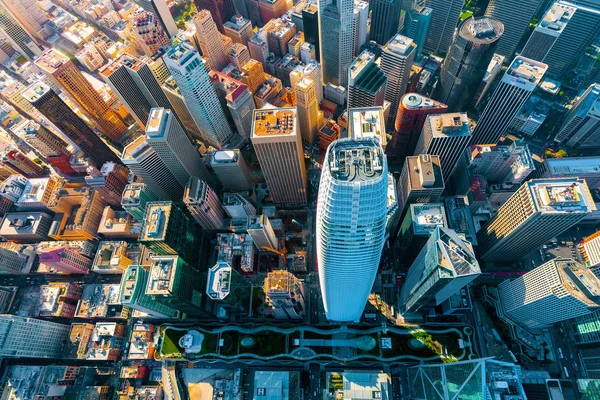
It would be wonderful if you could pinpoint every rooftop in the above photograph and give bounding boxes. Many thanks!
[460,17,504,43]
[349,50,375,82]
[76,284,127,319]
[216,232,254,273]
[207,262,233,300]
[100,54,143,78]
[122,183,152,206]
[140,202,171,241]
[406,154,445,190]
[431,227,480,278]
[327,138,385,182]
[385,34,415,56]
[211,150,240,164]
[0,212,51,236]
[252,108,296,137]
[428,113,471,137]
[92,241,131,271]
[545,156,600,176]
[506,56,547,85]
[146,256,179,295]
[401,93,447,110]
[539,2,576,34]
[35,49,69,74]
[411,203,447,235]
[529,179,596,213]
[557,258,600,307]
[145,108,169,138]
[348,107,386,145]
[21,81,51,103]
[340,371,390,400]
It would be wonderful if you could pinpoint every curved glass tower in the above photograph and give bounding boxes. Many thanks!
[316,137,388,322]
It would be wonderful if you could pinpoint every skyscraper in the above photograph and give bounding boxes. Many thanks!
[35,49,127,142]
[0,0,48,40]
[194,0,237,33]
[134,0,179,38]
[184,176,225,230]
[144,108,213,186]
[520,2,575,62]
[397,154,445,215]
[121,183,160,221]
[302,4,320,61]
[119,265,178,318]
[369,0,402,45]
[224,14,253,46]
[401,226,480,314]
[164,43,234,148]
[22,82,120,169]
[392,93,447,156]
[352,0,369,56]
[210,70,255,139]
[247,215,278,250]
[295,77,320,143]
[264,270,306,319]
[0,245,28,274]
[435,17,503,112]
[195,10,230,71]
[499,258,600,329]
[0,3,42,60]
[484,0,544,58]
[471,56,547,145]
[347,51,387,109]
[477,179,596,262]
[319,0,353,87]
[132,10,171,57]
[317,135,388,322]
[423,0,463,55]
[0,315,69,358]
[404,7,431,56]
[554,83,600,148]
[161,77,205,142]
[251,108,307,205]
[381,34,416,126]
[415,113,471,181]
[290,60,323,103]
[210,150,253,191]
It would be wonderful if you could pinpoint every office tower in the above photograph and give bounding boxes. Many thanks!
[266,19,296,58]
[405,7,431,56]
[248,29,269,64]
[408,358,528,400]
[302,4,319,61]
[210,71,255,138]
[210,150,252,191]
[92,241,133,274]
[0,3,42,60]
[295,77,320,143]
[0,315,69,358]
[400,227,480,314]
[0,211,53,242]
[392,93,447,156]
[317,136,387,322]
[554,84,600,148]
[423,0,463,55]
[164,43,234,148]
[396,203,447,266]
[146,255,207,317]
[14,120,68,159]
[290,61,323,104]
[472,54,504,108]
[1,149,45,178]
[206,262,248,317]
[251,108,307,205]
[264,270,305,319]
[224,14,253,46]
[436,17,503,113]
[121,137,184,200]
[352,1,368,56]
[319,0,353,87]
[121,185,159,221]
[521,2,574,62]
[347,51,387,109]
[369,0,402,45]
[381,35,416,126]
[484,0,544,58]
[241,59,266,94]
[161,77,205,142]
[0,245,28,274]
[0,0,48,40]
[499,258,600,329]
[469,142,534,185]
[38,246,94,274]
[246,0,262,26]
[533,156,600,189]
[477,178,595,262]
[85,162,129,207]
[139,202,201,263]
[223,192,256,217]
[35,50,127,142]
[229,43,251,69]
[415,113,471,180]
[132,10,170,57]
[583,231,600,268]
[145,108,212,187]
[184,176,225,230]
[195,0,237,33]
[22,82,120,169]
[247,215,278,250]
[471,57,547,145]
[259,0,289,23]
[134,0,179,38]
[397,154,444,214]
[195,10,230,71]
[119,265,178,318]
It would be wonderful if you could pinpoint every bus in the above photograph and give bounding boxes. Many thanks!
[563,367,569,378]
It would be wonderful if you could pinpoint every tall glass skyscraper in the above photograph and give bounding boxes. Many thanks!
[317,136,388,322]
[318,0,353,87]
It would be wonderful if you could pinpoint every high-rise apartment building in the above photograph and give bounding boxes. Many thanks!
[404,7,432,56]
[251,108,307,205]
[347,51,387,109]
[119,265,178,318]
[210,150,253,191]
[392,93,447,156]
[0,3,43,60]
[319,0,353,87]
[13,120,68,159]
[401,226,480,314]
[132,10,170,57]
[164,43,234,148]
[134,0,179,38]
[520,2,574,62]
[436,17,503,113]
[415,113,471,181]
[477,179,596,262]
[381,35,416,126]
[484,0,544,57]
[195,0,236,32]
[210,71,255,138]
[195,10,230,71]
[369,0,402,45]
[264,270,305,319]
[397,154,444,215]
[295,77,320,143]
[35,49,127,142]
[500,258,600,329]
[22,82,120,169]
[317,136,388,322]
[554,83,600,148]
[0,315,69,358]
[184,176,225,230]
[423,0,463,55]
[471,57,547,145]
[224,14,253,46]
[352,0,369,56]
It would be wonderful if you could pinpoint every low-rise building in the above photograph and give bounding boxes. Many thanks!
[75,284,130,319]
[92,241,134,274]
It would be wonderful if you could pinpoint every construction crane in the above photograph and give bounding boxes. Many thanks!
[261,246,288,265]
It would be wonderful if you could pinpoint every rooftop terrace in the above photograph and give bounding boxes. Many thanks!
[252,108,296,137]
[328,139,384,182]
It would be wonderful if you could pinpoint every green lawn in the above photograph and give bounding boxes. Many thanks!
[162,328,186,356]
[460,10,473,20]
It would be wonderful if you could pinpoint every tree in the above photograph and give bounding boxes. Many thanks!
[555,149,567,158]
